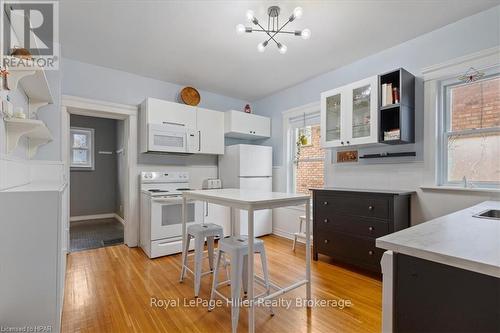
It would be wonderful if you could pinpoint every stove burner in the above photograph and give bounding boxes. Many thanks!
[149,189,169,193]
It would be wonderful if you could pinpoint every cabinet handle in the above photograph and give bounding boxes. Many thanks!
[368,226,374,231]
[368,250,374,256]
[324,239,329,244]
[323,218,328,223]
[198,131,201,151]
[368,205,374,211]
[323,201,328,206]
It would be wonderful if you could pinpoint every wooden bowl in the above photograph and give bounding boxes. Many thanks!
[11,48,33,60]
[180,87,201,106]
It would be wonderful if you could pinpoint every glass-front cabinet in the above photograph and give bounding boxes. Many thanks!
[321,76,378,148]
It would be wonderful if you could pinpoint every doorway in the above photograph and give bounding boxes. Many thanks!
[61,95,139,252]
[68,115,125,251]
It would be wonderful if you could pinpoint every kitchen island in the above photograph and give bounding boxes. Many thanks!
[376,201,500,333]
[180,189,311,333]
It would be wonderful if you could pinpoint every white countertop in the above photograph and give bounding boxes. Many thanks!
[2,181,67,192]
[183,188,310,210]
[377,201,500,278]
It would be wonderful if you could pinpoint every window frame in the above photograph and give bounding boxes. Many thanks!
[288,119,324,194]
[70,127,95,170]
[438,72,500,188]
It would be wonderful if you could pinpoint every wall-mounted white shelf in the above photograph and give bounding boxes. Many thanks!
[5,57,54,115]
[4,118,53,158]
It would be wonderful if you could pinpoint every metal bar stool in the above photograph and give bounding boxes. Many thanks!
[179,223,224,297]
[209,236,273,333]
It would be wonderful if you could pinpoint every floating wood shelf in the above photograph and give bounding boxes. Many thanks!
[5,57,54,115]
[359,151,416,159]
[4,118,53,158]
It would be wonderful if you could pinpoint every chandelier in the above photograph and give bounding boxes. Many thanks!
[236,6,310,54]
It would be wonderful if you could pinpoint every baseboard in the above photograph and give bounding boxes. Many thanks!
[70,213,115,222]
[272,227,312,244]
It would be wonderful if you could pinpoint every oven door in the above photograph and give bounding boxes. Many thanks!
[150,196,202,240]
[148,123,188,153]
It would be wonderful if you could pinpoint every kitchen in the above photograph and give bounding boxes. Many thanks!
[0,1,499,333]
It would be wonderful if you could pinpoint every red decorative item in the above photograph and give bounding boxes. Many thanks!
[392,87,399,104]
[244,104,251,113]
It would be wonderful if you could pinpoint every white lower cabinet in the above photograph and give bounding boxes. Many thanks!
[321,76,378,148]
[203,202,231,236]
[0,185,67,332]
[196,108,224,154]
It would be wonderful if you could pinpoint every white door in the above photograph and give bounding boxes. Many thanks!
[346,76,378,146]
[239,145,272,177]
[237,177,273,237]
[196,108,224,154]
[321,86,346,148]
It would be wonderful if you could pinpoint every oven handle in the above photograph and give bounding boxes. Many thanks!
[152,197,183,204]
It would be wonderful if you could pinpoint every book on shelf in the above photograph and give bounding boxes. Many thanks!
[381,83,393,106]
[382,83,387,106]
[384,128,400,141]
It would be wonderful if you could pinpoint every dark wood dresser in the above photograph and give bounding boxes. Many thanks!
[312,188,413,273]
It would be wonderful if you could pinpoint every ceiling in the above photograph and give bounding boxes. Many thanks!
[59,0,498,101]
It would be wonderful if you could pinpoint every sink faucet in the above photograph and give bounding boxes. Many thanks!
[462,176,468,188]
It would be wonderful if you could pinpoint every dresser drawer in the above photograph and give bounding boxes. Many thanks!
[315,194,390,220]
[315,214,389,238]
[316,232,385,271]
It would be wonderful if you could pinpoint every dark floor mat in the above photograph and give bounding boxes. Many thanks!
[70,218,124,252]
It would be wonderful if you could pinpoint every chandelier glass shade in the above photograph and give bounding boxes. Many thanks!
[236,6,310,53]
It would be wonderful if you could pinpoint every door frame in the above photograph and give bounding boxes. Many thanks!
[61,95,139,247]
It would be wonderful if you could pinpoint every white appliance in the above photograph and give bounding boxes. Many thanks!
[218,144,273,237]
[147,123,198,154]
[140,171,203,258]
[202,178,222,189]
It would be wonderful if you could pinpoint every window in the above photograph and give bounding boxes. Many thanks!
[286,111,325,194]
[440,74,500,188]
[70,127,94,170]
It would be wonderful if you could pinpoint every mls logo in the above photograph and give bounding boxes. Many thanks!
[1,1,59,69]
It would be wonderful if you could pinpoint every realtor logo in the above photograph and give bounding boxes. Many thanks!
[1,1,59,69]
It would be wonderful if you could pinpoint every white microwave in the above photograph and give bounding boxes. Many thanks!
[147,123,198,153]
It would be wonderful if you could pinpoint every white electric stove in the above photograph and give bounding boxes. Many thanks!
[140,171,202,258]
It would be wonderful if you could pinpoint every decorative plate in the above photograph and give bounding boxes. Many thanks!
[180,87,201,106]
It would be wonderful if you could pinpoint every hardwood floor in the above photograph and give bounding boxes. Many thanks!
[61,235,381,332]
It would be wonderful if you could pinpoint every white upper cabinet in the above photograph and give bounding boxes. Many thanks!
[196,107,224,155]
[224,110,271,140]
[144,98,196,128]
[321,76,378,148]
[140,98,225,155]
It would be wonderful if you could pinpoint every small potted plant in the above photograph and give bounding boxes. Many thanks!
[294,132,308,165]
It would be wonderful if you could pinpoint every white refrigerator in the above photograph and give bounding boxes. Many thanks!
[217,144,273,237]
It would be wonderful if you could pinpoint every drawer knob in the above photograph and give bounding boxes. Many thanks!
[368,205,374,211]
[368,226,374,231]
[368,250,374,256]
[324,239,329,244]
[341,141,344,145]
[323,218,329,223]
[323,201,329,206]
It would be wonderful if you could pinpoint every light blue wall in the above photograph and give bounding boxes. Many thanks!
[252,5,500,166]
[61,58,247,111]
[35,58,249,162]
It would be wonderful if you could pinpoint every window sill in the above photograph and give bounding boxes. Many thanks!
[420,185,500,194]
